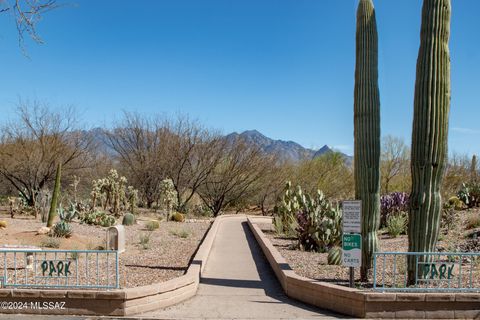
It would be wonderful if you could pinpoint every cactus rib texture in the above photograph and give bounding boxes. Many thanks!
[354,0,381,281]
[408,0,451,284]
[47,163,62,228]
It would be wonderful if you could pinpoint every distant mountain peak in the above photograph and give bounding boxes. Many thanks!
[226,130,351,164]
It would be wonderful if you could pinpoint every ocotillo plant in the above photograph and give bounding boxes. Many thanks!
[354,0,381,281]
[47,163,62,228]
[408,0,451,284]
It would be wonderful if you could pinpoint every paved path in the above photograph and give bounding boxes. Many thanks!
[141,216,345,319]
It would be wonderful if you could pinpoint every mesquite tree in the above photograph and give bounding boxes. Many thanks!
[354,0,381,281]
[408,0,451,284]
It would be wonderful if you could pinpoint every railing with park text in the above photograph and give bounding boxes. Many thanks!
[0,249,119,289]
[373,252,480,292]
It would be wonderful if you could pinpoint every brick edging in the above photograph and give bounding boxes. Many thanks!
[247,216,480,319]
[0,216,226,316]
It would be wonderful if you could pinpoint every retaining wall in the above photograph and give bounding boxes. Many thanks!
[247,216,480,319]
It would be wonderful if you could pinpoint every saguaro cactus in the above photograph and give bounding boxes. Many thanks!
[47,163,62,227]
[354,0,381,281]
[471,155,478,182]
[408,0,451,284]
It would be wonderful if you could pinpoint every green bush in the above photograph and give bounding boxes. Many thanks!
[386,212,408,238]
[146,220,160,231]
[81,211,116,227]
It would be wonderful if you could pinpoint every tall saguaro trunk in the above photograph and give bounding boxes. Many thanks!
[354,0,381,281]
[408,0,451,284]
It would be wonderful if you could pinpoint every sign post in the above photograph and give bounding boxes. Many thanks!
[342,200,362,288]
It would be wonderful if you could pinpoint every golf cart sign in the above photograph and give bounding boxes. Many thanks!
[342,234,362,267]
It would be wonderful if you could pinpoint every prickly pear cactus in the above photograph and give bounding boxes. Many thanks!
[354,0,381,281]
[408,0,451,284]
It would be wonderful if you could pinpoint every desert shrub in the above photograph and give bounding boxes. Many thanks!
[0,221,6,228]
[386,212,408,238]
[170,228,189,238]
[139,232,152,249]
[146,220,160,231]
[41,237,60,248]
[81,210,116,227]
[380,192,409,227]
[457,182,480,208]
[465,213,480,230]
[441,202,458,233]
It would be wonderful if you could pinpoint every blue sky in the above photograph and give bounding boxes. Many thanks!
[0,0,479,156]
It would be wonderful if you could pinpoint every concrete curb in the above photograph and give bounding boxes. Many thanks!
[247,216,480,319]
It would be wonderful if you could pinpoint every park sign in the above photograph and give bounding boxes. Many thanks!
[342,233,362,267]
[342,200,361,234]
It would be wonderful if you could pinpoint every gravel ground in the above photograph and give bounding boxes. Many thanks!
[0,211,211,288]
[261,209,480,290]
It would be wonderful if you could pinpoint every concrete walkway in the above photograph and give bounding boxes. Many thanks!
[141,216,345,319]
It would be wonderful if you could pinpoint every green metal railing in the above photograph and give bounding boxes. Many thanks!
[373,252,480,292]
[0,249,119,289]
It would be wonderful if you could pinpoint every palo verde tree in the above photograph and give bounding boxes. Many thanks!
[353,0,381,281]
[408,0,451,284]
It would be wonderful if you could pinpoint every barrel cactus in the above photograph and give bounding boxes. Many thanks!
[122,212,135,226]
[354,0,381,281]
[408,0,451,284]
[327,246,342,265]
[171,212,185,222]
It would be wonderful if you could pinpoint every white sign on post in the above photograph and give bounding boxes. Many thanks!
[342,200,362,234]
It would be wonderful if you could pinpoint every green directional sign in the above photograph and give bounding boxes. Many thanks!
[342,234,362,267]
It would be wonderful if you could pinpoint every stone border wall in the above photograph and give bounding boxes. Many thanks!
[247,216,480,319]
[0,216,224,316]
